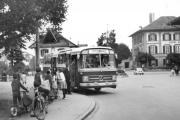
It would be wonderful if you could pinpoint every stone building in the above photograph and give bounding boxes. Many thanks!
[130,16,180,67]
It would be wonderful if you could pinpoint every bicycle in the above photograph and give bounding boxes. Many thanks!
[33,87,48,120]
[10,90,32,117]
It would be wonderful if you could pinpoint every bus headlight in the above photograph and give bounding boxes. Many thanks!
[82,76,89,82]
[112,75,117,80]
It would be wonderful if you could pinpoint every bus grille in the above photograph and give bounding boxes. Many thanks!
[89,75,112,81]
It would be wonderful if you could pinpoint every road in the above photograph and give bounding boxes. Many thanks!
[84,71,180,120]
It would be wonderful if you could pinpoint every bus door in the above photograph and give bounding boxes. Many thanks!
[69,55,78,88]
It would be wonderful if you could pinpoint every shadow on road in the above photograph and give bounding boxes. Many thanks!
[0,99,12,120]
[73,88,116,96]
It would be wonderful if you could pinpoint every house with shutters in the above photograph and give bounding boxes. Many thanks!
[130,16,180,67]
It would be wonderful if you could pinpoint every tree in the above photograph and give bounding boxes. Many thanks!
[0,61,9,73]
[135,52,155,66]
[166,53,180,67]
[97,30,116,46]
[7,48,25,69]
[0,0,67,54]
[13,61,26,72]
[97,30,131,65]
[116,44,131,63]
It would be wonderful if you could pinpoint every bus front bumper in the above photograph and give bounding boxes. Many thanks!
[80,82,117,88]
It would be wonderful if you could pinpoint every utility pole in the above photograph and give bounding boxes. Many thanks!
[35,27,40,68]
[106,24,109,45]
[146,53,148,67]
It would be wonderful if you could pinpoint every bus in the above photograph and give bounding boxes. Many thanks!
[42,49,68,73]
[57,46,118,92]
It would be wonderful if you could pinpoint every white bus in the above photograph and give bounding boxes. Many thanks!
[56,46,118,92]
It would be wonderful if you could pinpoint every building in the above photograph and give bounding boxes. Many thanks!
[120,57,133,70]
[29,29,78,69]
[130,16,180,68]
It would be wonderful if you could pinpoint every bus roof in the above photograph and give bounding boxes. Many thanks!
[69,46,113,55]
[43,46,113,57]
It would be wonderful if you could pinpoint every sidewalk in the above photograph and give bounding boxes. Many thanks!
[17,92,96,120]
[0,76,96,120]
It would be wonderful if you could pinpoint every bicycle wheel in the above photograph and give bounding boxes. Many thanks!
[10,106,18,117]
[34,99,45,120]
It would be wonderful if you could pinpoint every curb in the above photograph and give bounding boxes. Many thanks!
[75,97,96,120]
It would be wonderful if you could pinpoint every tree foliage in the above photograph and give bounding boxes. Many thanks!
[0,61,9,73]
[97,30,116,46]
[13,61,25,72]
[7,48,25,68]
[0,0,67,53]
[135,52,155,65]
[97,30,131,64]
[166,53,180,67]
[115,43,131,62]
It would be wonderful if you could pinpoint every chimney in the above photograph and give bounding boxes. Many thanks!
[149,13,155,24]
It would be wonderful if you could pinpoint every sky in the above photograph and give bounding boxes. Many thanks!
[26,0,180,55]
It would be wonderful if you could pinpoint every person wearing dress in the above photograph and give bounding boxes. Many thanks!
[57,68,67,99]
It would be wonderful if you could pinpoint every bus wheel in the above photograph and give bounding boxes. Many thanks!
[95,88,101,92]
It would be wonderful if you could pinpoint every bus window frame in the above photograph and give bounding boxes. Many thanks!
[79,48,116,69]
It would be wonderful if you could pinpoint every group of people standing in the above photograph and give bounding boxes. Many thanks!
[34,67,72,100]
[11,66,72,117]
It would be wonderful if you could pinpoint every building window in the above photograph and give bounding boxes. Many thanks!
[163,59,166,66]
[163,45,172,54]
[148,33,157,41]
[156,59,158,66]
[163,33,171,41]
[125,62,129,68]
[174,44,180,53]
[41,49,49,57]
[173,33,180,41]
[149,45,157,54]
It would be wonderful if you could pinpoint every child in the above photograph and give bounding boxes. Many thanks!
[57,69,67,99]
[11,73,28,107]
[21,71,27,85]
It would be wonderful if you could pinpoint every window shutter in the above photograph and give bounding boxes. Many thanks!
[169,34,171,41]
[173,34,175,40]
[170,46,172,53]
[148,35,150,41]
[163,46,165,54]
[149,46,151,54]
[155,46,157,54]
[163,34,165,41]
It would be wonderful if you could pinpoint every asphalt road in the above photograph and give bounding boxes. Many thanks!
[84,71,180,120]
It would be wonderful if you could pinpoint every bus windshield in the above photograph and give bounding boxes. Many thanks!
[81,52,116,69]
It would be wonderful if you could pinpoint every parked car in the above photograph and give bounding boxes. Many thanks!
[117,69,128,76]
[134,68,144,75]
